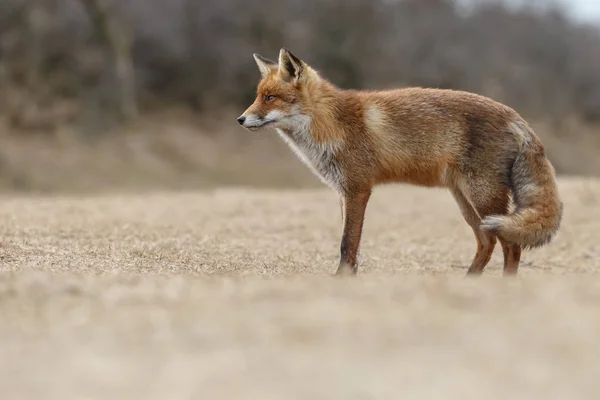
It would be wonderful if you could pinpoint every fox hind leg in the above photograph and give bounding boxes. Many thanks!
[499,238,521,276]
[451,187,498,275]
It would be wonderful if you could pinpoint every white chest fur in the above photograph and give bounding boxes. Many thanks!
[275,123,343,191]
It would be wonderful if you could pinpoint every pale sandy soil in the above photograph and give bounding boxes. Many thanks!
[0,177,599,399]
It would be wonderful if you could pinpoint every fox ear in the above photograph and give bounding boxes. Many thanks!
[278,48,304,83]
[253,53,277,79]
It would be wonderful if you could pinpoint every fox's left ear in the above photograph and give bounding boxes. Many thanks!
[278,48,305,83]
[253,53,277,79]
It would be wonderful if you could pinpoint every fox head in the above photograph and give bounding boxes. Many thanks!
[237,48,314,131]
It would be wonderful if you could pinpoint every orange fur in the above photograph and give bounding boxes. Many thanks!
[238,48,563,276]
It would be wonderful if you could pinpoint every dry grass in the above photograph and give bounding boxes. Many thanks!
[0,177,600,399]
[0,111,319,193]
[0,111,599,194]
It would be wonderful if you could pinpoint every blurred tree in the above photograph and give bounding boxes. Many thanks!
[6,0,61,132]
[80,0,137,122]
[1,0,599,129]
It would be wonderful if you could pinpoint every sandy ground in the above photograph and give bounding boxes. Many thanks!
[0,177,599,399]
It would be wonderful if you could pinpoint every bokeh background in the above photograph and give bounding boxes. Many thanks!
[0,0,599,193]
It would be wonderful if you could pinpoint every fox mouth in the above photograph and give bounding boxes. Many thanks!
[246,119,277,131]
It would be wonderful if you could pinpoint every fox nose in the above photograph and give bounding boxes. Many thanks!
[237,116,246,125]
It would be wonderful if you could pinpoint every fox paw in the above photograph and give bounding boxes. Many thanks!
[334,263,357,277]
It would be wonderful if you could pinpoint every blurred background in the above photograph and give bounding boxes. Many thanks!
[0,0,598,193]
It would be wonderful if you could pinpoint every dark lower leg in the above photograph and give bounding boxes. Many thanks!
[450,189,498,276]
[335,191,371,276]
[466,231,497,275]
[500,239,521,276]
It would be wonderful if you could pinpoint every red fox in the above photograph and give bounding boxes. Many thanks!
[237,48,563,276]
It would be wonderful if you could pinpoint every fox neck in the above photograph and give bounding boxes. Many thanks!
[275,83,344,190]
[275,125,343,191]
[301,77,346,143]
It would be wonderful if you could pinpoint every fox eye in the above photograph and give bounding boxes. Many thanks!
[265,95,276,103]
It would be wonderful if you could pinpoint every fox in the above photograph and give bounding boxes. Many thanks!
[237,48,563,276]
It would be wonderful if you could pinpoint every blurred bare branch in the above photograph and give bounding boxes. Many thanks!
[80,0,137,122]
[0,0,599,126]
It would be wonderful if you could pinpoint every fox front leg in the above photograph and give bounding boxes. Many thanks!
[335,190,371,276]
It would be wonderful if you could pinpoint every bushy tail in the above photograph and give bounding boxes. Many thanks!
[481,130,563,250]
